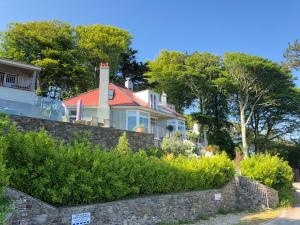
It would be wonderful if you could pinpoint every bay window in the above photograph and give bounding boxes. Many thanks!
[127,110,150,133]
[139,111,149,132]
[127,111,137,131]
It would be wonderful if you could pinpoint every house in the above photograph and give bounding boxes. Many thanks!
[0,58,41,116]
[64,63,187,140]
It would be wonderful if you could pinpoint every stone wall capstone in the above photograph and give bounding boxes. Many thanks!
[8,115,154,151]
[4,177,279,225]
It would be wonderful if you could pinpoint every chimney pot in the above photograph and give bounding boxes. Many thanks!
[161,91,167,106]
[125,77,134,91]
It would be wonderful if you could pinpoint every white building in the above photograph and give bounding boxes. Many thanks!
[64,63,186,140]
[0,58,41,116]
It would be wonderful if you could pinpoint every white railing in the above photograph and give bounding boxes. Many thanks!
[156,103,176,114]
[0,72,34,91]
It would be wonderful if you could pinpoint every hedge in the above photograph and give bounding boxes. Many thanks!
[0,116,235,206]
[0,117,9,195]
[241,154,294,206]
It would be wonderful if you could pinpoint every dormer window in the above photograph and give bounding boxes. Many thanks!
[108,89,115,100]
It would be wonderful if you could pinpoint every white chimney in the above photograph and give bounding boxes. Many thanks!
[125,77,133,91]
[98,62,110,126]
[161,91,167,106]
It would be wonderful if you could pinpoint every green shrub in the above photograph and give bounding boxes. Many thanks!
[0,197,12,224]
[0,117,235,206]
[143,147,165,158]
[0,141,9,195]
[241,154,294,206]
[161,136,196,156]
[114,132,130,154]
[0,114,9,195]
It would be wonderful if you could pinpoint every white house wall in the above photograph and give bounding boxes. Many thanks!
[81,108,98,121]
[134,90,149,103]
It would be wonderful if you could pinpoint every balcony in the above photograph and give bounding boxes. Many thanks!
[0,72,34,92]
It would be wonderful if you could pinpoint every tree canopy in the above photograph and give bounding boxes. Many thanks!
[0,21,147,97]
[217,52,295,157]
[284,39,300,70]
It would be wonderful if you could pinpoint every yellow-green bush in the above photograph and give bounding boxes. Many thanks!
[241,154,294,206]
[0,116,9,195]
[1,116,235,206]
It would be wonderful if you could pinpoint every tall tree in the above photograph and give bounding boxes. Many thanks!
[146,51,193,112]
[219,52,294,157]
[184,52,222,113]
[284,40,300,70]
[0,21,87,96]
[117,48,150,91]
[0,21,135,97]
[75,24,132,87]
[250,87,300,152]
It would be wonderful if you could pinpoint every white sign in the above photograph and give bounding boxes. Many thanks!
[71,212,91,225]
[214,193,222,201]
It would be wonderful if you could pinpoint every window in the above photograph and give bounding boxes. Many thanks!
[127,111,137,131]
[150,94,154,109]
[69,110,76,122]
[139,112,149,132]
[127,110,150,132]
[153,95,157,110]
[178,120,186,132]
[108,89,115,100]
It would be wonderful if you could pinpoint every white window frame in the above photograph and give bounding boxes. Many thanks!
[126,110,150,133]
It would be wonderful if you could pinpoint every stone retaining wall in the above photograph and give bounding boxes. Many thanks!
[8,115,154,151]
[3,177,279,225]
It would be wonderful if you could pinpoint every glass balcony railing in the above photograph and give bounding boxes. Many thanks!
[0,96,68,122]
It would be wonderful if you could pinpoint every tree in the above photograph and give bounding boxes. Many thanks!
[184,52,222,113]
[250,87,300,152]
[0,21,135,97]
[0,21,87,97]
[114,132,131,154]
[219,52,294,157]
[117,48,150,91]
[284,40,300,70]
[146,51,193,112]
[75,24,132,87]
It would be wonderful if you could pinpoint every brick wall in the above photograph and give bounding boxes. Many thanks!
[9,115,154,151]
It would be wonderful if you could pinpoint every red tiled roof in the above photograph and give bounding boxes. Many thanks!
[63,83,185,119]
[64,84,149,108]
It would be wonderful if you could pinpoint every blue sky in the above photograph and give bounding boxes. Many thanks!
[0,0,299,85]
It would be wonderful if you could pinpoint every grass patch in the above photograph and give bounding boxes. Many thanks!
[236,208,285,225]
[0,196,12,224]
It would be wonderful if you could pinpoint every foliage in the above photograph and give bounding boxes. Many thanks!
[143,147,165,158]
[147,51,235,154]
[284,39,300,70]
[0,21,148,97]
[146,51,193,112]
[0,122,234,206]
[219,52,294,157]
[241,154,294,206]
[161,136,196,156]
[75,24,132,82]
[0,115,9,195]
[114,132,131,154]
[0,197,12,224]
[117,48,150,91]
[0,21,88,97]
